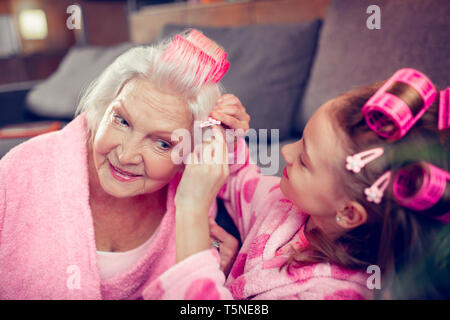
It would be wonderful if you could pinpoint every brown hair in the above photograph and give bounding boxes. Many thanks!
[286,81,450,291]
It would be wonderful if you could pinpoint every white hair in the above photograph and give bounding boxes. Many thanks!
[75,30,225,135]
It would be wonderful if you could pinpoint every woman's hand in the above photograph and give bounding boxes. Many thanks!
[175,126,230,262]
[174,126,229,213]
[211,94,250,134]
[209,217,240,277]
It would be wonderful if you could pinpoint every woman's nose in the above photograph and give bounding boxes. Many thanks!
[118,139,142,165]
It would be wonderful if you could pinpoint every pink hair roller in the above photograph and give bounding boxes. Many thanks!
[185,29,230,83]
[163,30,230,84]
[438,87,450,131]
[362,68,437,140]
[393,162,450,215]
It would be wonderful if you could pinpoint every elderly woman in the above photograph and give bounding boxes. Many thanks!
[0,30,249,299]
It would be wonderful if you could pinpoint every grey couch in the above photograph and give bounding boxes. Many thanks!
[1,0,449,176]
[0,0,449,296]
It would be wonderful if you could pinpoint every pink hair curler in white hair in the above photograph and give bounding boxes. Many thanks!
[185,29,230,83]
[162,30,230,85]
[393,162,450,217]
[362,68,437,140]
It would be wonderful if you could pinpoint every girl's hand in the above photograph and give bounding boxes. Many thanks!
[209,217,240,277]
[211,94,250,134]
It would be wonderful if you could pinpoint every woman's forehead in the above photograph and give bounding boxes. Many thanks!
[117,78,193,129]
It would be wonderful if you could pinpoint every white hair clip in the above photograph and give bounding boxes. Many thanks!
[364,171,392,204]
[200,117,221,128]
[346,147,384,173]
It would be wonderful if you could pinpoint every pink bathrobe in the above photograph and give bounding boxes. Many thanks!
[0,113,372,300]
[141,135,373,300]
[0,113,217,299]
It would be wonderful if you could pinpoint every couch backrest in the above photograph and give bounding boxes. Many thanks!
[129,0,331,44]
[295,0,450,133]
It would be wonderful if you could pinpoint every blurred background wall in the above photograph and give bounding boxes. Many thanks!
[0,0,129,85]
[0,0,330,86]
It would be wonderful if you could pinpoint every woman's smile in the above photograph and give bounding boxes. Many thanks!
[108,160,143,182]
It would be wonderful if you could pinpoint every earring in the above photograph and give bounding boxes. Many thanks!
[336,216,341,222]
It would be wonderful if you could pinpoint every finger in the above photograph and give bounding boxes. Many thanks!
[211,126,228,165]
[211,124,225,141]
[217,94,238,103]
[209,219,236,243]
[216,98,241,110]
[202,138,226,166]
[214,106,240,117]
[210,110,240,129]
[215,103,243,116]
[210,237,221,251]
[201,142,215,164]
[215,109,250,127]
[192,142,205,164]
[210,221,238,251]
[216,99,241,108]
[183,143,198,165]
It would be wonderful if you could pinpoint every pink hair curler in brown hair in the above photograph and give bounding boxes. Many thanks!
[362,68,437,140]
[393,162,450,222]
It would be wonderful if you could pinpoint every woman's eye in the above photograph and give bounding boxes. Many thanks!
[113,114,129,127]
[156,140,171,150]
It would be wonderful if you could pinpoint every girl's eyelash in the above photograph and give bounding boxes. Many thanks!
[299,154,306,167]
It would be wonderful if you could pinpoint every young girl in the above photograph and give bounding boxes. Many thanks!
[143,68,449,300]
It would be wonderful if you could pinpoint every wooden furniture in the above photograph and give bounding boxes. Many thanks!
[0,50,68,85]
[0,0,129,86]
[129,0,332,44]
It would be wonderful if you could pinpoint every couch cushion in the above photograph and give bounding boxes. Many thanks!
[26,42,136,119]
[296,0,450,132]
[160,22,321,140]
[0,137,29,159]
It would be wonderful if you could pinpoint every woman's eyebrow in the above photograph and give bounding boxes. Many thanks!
[116,99,176,141]
[116,99,132,121]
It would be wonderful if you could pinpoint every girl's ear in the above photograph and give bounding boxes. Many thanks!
[336,201,368,229]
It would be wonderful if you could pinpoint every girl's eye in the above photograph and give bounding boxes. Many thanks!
[299,154,306,167]
[113,114,129,127]
[156,140,171,150]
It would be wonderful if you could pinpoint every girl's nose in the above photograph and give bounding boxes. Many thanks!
[281,143,296,165]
